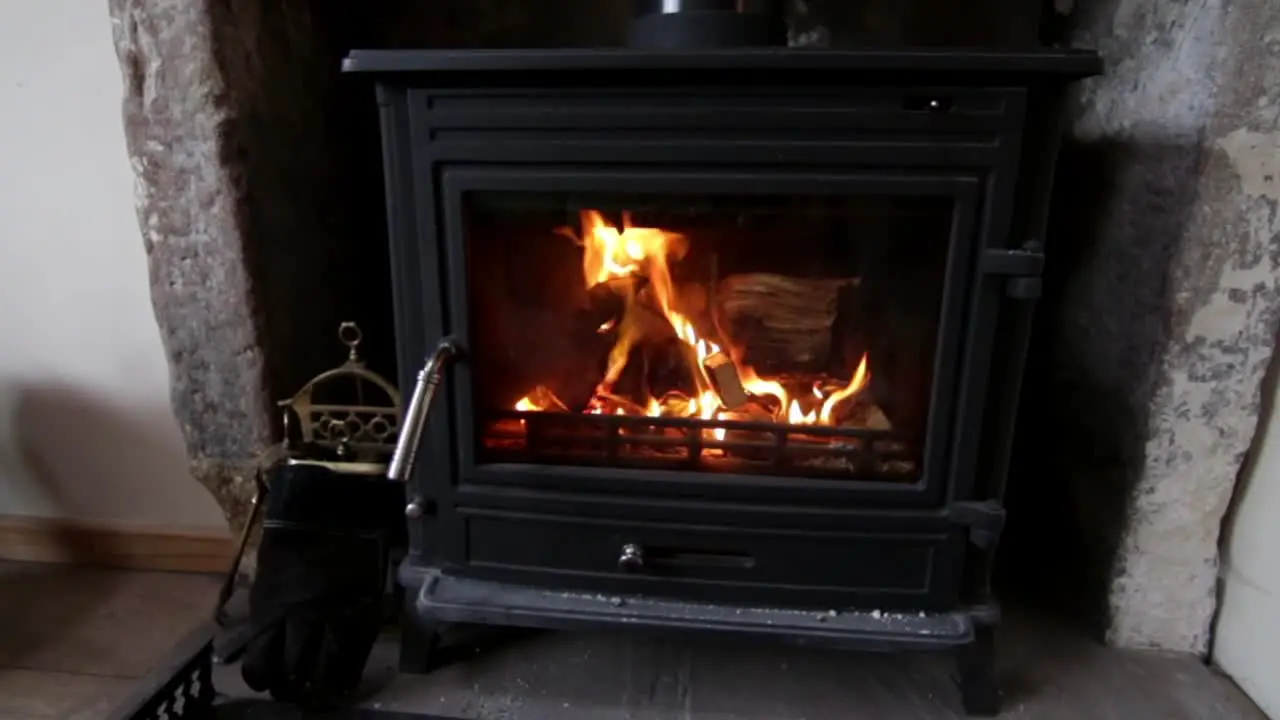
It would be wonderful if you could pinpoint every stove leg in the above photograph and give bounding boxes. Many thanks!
[956,623,1000,717]
[398,611,441,675]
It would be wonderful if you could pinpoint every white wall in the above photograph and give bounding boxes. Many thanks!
[0,1,226,530]
[1215,366,1280,718]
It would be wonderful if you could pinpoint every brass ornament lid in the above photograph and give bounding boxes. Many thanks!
[277,322,402,470]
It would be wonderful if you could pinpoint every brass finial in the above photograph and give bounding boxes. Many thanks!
[339,321,363,364]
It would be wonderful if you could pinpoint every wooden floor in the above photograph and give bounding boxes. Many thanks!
[0,560,220,719]
[0,560,1265,719]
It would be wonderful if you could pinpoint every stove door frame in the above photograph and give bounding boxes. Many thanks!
[430,166,982,511]
[375,78,1042,584]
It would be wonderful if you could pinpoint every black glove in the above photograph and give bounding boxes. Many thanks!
[240,462,405,707]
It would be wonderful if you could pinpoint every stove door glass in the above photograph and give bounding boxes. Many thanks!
[461,188,954,484]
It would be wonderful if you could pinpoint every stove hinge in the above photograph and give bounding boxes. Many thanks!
[981,242,1044,299]
[949,500,1006,549]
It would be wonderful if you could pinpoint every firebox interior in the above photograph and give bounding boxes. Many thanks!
[464,190,951,481]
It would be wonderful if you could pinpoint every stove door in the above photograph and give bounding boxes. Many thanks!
[432,167,981,510]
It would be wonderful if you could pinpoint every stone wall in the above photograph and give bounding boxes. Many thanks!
[1010,0,1280,653]
[111,0,272,531]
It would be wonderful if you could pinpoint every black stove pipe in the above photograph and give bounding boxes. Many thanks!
[628,0,787,50]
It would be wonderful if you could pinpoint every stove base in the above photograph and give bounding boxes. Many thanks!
[399,565,1001,716]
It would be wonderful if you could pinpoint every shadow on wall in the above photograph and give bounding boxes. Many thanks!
[999,133,1204,631]
[0,380,225,530]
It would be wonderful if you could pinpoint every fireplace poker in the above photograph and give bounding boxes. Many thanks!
[388,336,461,483]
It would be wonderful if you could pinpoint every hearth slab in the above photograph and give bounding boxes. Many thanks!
[409,568,977,652]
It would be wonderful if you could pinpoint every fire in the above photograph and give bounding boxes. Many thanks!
[787,399,816,425]
[738,364,789,411]
[566,210,686,290]
[818,353,870,424]
[712,422,727,441]
[645,397,662,417]
[512,210,872,429]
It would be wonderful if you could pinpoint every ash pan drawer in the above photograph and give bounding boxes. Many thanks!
[461,510,962,594]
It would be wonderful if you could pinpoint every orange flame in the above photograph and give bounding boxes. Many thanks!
[817,353,870,424]
[787,399,817,425]
[513,210,873,431]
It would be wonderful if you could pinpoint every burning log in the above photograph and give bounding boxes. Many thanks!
[638,336,693,396]
[516,385,569,413]
[580,276,680,347]
[841,400,893,431]
[717,401,778,460]
[702,351,749,410]
[580,276,646,331]
[628,302,679,344]
[655,391,696,417]
[716,274,858,371]
[590,391,648,416]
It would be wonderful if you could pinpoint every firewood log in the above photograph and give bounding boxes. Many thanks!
[703,351,750,410]
[718,401,778,460]
[840,401,893,431]
[580,276,645,330]
[715,274,857,371]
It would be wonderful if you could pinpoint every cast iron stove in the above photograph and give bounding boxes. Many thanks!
[344,8,1099,713]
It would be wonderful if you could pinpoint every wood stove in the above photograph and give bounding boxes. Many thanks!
[345,38,1099,716]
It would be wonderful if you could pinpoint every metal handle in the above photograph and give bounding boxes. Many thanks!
[388,337,461,482]
[618,543,646,572]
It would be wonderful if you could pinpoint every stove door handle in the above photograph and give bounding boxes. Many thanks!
[388,336,462,483]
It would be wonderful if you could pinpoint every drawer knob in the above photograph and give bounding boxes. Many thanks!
[618,543,646,572]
